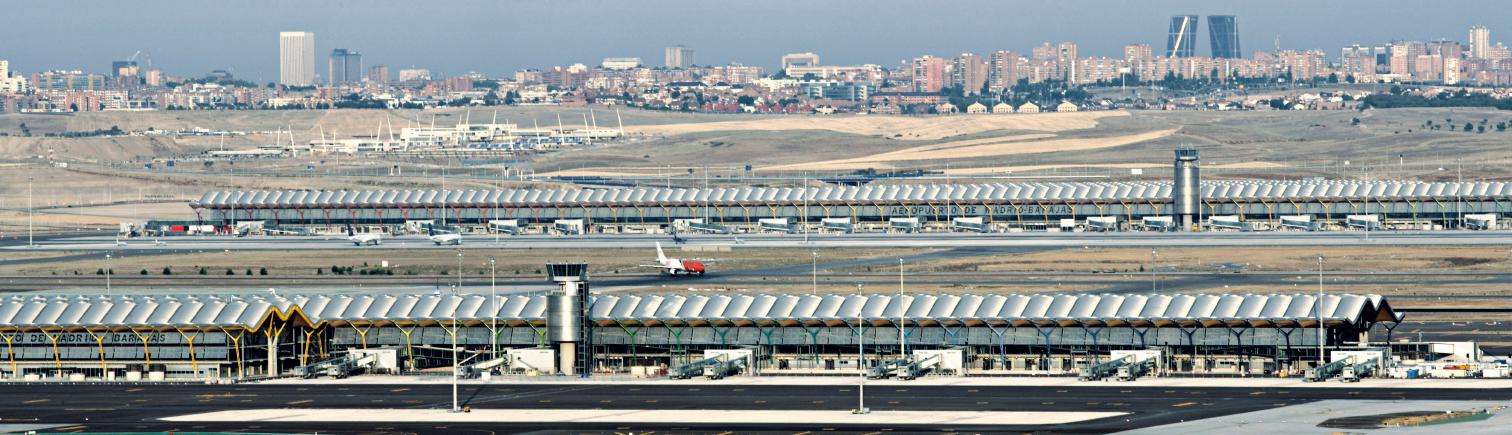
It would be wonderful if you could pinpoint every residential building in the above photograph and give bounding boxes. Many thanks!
[989,51,1021,90]
[111,60,138,78]
[1058,42,1079,82]
[398,69,432,82]
[911,55,946,93]
[665,45,694,69]
[1208,15,1241,59]
[279,31,315,86]
[31,71,106,91]
[367,65,389,84]
[600,57,642,70]
[1167,15,1199,57]
[783,65,883,83]
[1414,54,1444,82]
[781,52,820,71]
[951,53,988,94]
[1444,56,1461,84]
[1470,25,1491,59]
[1124,44,1153,63]
[144,69,163,87]
[328,48,362,85]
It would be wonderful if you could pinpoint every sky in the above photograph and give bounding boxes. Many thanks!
[2,0,1502,82]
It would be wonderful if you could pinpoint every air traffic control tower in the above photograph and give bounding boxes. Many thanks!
[546,263,592,377]
[1172,148,1200,231]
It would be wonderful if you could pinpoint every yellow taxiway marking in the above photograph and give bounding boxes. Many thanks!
[50,426,86,432]
[754,400,767,404]
[126,388,144,393]
[22,399,49,404]
[286,399,313,405]
[1173,402,1198,407]
[390,388,410,393]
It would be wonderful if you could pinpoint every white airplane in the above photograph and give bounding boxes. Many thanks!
[428,225,461,246]
[346,224,382,246]
[640,242,707,276]
[115,238,127,247]
[153,239,166,246]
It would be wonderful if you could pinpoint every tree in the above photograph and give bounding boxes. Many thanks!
[226,269,235,275]
[1351,118,1360,126]
[140,269,148,275]
[96,268,105,275]
[245,269,253,276]
[1465,122,1475,132]
[1497,122,1506,132]
[737,95,756,106]
[1478,125,1486,134]
[162,267,172,275]
[259,267,268,276]
[199,267,207,275]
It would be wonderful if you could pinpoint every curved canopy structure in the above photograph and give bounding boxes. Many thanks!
[191,180,1512,210]
[0,292,1401,333]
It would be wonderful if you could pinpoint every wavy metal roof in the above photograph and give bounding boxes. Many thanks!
[0,292,1398,330]
[189,180,1512,209]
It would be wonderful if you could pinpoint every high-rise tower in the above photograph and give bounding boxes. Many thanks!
[1167,15,1199,58]
[1207,15,1241,59]
[279,31,315,86]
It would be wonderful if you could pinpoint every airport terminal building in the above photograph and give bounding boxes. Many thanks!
[187,179,1512,235]
[0,291,1405,380]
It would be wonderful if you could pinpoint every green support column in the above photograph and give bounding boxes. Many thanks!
[617,324,641,360]
[666,324,689,367]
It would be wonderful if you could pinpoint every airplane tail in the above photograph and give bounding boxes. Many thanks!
[428,224,435,236]
[655,242,667,262]
[347,223,355,237]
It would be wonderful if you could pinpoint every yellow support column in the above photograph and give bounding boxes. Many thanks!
[174,327,202,377]
[0,331,14,378]
[85,329,108,377]
[396,324,417,372]
[351,324,372,350]
[300,326,322,367]
[131,329,153,369]
[227,330,246,378]
[39,329,62,378]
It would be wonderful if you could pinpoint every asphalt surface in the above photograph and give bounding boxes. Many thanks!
[8,230,1512,252]
[4,383,1511,434]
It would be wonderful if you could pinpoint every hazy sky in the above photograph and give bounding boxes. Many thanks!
[4,0,1501,81]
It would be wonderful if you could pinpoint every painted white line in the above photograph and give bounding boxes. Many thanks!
[163,408,1125,426]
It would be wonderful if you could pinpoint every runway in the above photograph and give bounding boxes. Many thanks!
[9,230,1512,252]
[3,382,1510,433]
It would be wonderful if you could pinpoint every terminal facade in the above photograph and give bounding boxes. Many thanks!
[0,292,1407,380]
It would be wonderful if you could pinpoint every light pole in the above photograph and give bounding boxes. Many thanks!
[854,282,869,415]
[27,176,34,248]
[899,258,906,359]
[105,252,112,295]
[1150,248,1158,292]
[452,250,463,413]
[811,251,818,295]
[489,256,498,361]
[1316,254,1325,369]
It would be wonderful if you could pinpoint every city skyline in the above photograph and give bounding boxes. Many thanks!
[2,0,1506,81]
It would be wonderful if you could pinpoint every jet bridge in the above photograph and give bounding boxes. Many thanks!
[1465,214,1499,230]
[489,219,522,235]
[951,217,989,233]
[1280,215,1315,231]
[867,354,940,380]
[1082,350,1162,381]
[294,351,382,379]
[889,217,920,233]
[670,353,748,380]
[759,218,795,233]
[821,218,854,233]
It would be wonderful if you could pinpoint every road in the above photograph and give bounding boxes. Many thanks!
[8,230,1512,251]
[2,383,1510,433]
